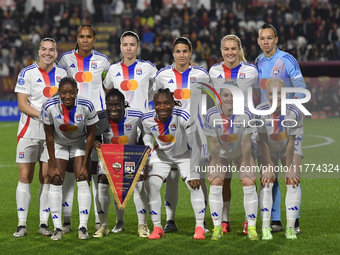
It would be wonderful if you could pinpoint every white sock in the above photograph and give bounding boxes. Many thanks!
[16,181,31,226]
[243,185,258,227]
[91,173,100,224]
[259,183,273,230]
[147,176,163,228]
[77,180,91,229]
[201,177,208,207]
[286,184,301,229]
[98,183,110,226]
[209,185,223,227]
[222,202,231,222]
[62,171,75,224]
[49,184,63,229]
[39,183,50,226]
[164,170,179,221]
[134,181,148,225]
[186,182,205,228]
[114,201,125,223]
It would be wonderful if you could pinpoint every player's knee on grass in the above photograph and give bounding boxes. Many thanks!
[98,174,109,184]
[50,175,63,185]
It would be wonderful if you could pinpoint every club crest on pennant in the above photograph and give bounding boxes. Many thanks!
[112,162,122,173]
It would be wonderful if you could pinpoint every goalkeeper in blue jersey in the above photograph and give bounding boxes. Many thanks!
[255,23,305,235]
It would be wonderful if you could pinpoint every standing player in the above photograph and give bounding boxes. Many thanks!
[13,38,67,237]
[256,78,303,240]
[154,37,210,233]
[41,77,98,240]
[103,31,157,233]
[205,86,266,241]
[58,24,111,232]
[92,88,149,238]
[256,23,305,234]
[142,88,206,240]
[209,34,259,235]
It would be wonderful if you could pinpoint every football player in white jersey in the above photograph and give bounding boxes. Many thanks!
[103,31,157,233]
[205,86,263,241]
[209,35,259,235]
[92,88,150,238]
[154,37,209,233]
[256,78,303,240]
[58,24,111,232]
[142,88,206,240]
[13,38,67,238]
[41,77,98,241]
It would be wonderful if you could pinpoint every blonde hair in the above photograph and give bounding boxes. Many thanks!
[267,78,285,90]
[220,34,246,63]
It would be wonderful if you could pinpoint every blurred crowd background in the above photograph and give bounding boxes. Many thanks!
[0,0,339,117]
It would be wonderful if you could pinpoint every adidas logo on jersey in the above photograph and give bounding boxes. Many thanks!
[55,114,62,119]
[69,63,76,68]
[116,72,121,76]
[36,78,42,82]
[104,128,110,133]
[217,74,223,78]
[151,126,157,131]
[168,79,174,83]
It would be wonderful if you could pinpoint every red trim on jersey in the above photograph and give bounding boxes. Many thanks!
[172,68,182,89]
[74,52,84,71]
[39,68,51,87]
[272,113,279,134]
[109,119,119,136]
[222,64,231,79]
[61,104,70,124]
[17,117,30,143]
[121,63,129,80]
[221,114,230,135]
[154,118,165,135]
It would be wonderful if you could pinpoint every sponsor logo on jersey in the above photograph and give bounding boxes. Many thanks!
[239,73,246,79]
[56,76,61,82]
[217,74,223,78]
[55,114,62,119]
[273,67,280,75]
[69,63,76,68]
[136,68,142,75]
[190,77,196,83]
[125,124,132,131]
[19,152,24,159]
[168,79,174,83]
[91,62,97,69]
[18,78,25,85]
[116,72,121,76]
[36,78,42,82]
[76,114,83,121]
[170,124,177,131]
[125,162,135,173]
[112,162,122,173]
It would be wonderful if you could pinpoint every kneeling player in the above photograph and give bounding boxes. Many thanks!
[142,88,206,240]
[93,88,149,238]
[42,77,98,240]
[256,78,303,240]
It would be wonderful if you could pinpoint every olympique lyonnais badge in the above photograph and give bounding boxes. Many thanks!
[97,144,151,209]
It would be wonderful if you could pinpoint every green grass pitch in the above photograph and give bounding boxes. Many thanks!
[0,119,339,255]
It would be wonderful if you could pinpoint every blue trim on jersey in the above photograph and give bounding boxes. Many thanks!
[127,110,143,118]
[206,106,219,123]
[57,50,74,62]
[98,111,107,119]
[83,54,92,71]
[282,54,299,71]
[93,50,110,62]
[128,62,137,79]
[142,111,155,121]
[19,63,37,78]
[69,106,77,125]
[231,65,241,79]
[48,68,56,87]
[117,117,126,136]
[138,59,155,67]
[244,108,253,120]
[44,98,59,110]
[162,116,172,135]
[99,95,104,110]
[155,65,172,78]
[78,99,95,112]
[173,109,190,119]
[288,105,301,121]
[192,66,209,75]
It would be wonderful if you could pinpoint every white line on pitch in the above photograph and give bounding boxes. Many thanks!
[0,123,18,128]
[302,135,335,149]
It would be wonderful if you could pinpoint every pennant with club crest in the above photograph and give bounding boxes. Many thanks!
[97,144,151,209]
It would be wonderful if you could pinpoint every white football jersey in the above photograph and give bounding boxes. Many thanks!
[103,59,157,112]
[205,106,255,158]
[41,94,99,146]
[15,62,67,140]
[209,62,259,106]
[154,64,209,127]
[58,49,110,111]
[256,102,303,152]
[142,107,196,157]
[96,108,143,145]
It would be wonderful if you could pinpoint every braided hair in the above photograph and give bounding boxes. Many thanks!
[105,88,130,108]
[154,88,182,107]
